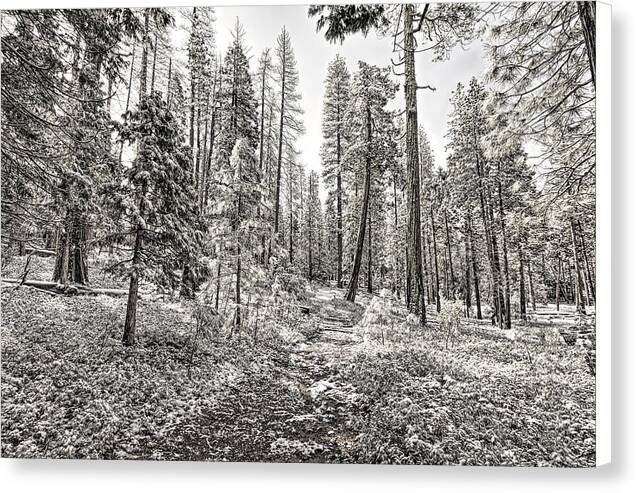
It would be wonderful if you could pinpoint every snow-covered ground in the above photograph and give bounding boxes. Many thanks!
[1,267,595,465]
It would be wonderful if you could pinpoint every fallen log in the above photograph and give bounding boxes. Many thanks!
[2,278,131,297]
[321,327,354,334]
[25,247,56,257]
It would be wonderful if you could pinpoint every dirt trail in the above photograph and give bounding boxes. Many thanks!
[172,285,370,463]
[270,285,368,462]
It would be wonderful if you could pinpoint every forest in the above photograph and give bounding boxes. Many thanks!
[1,2,597,466]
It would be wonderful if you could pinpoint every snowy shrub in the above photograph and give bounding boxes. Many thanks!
[356,289,408,345]
[269,437,324,458]
[275,272,310,303]
[344,344,595,466]
[439,299,464,349]
[537,325,563,347]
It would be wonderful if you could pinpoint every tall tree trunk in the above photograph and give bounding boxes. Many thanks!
[288,180,294,264]
[427,226,435,304]
[473,122,502,327]
[442,255,449,300]
[204,87,218,208]
[444,210,455,293]
[234,247,242,332]
[336,119,343,288]
[577,1,596,88]
[53,208,89,285]
[274,28,287,236]
[166,57,173,106]
[195,107,201,191]
[403,4,426,324]
[555,256,561,311]
[392,174,401,298]
[308,174,313,281]
[570,219,587,314]
[518,241,527,321]
[430,206,441,313]
[367,211,373,294]
[259,57,268,171]
[488,203,505,329]
[421,216,430,306]
[118,44,136,166]
[346,106,372,303]
[464,219,472,317]
[189,8,197,176]
[123,220,142,346]
[468,213,482,319]
[122,11,150,346]
[234,147,244,333]
[150,34,158,92]
[496,169,512,329]
[578,220,596,303]
[215,259,221,311]
[527,258,537,312]
[256,61,268,262]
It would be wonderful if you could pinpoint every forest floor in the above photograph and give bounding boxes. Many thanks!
[1,255,596,466]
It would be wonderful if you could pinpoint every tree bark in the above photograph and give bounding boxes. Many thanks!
[468,213,482,319]
[308,174,313,281]
[392,173,401,298]
[118,45,136,166]
[577,1,596,88]
[123,216,143,346]
[403,4,426,324]
[166,57,172,106]
[430,206,441,313]
[259,54,268,171]
[274,28,287,236]
[189,8,197,176]
[53,208,89,286]
[215,259,221,311]
[570,218,587,314]
[496,167,512,329]
[472,117,502,327]
[555,256,561,311]
[444,210,455,294]
[488,203,506,329]
[150,34,158,93]
[345,105,372,303]
[336,124,343,288]
[464,218,472,317]
[123,11,150,346]
[518,241,527,321]
[367,210,373,293]
[578,220,596,303]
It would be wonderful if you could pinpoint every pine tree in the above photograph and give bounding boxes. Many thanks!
[306,170,322,281]
[486,1,595,206]
[342,62,397,302]
[210,21,261,331]
[320,55,350,288]
[310,3,479,324]
[118,92,204,346]
[273,26,304,241]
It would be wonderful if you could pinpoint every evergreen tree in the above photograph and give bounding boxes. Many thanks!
[310,3,479,324]
[320,55,350,287]
[118,93,204,345]
[306,170,322,281]
[273,26,304,240]
[210,21,262,330]
[342,62,397,302]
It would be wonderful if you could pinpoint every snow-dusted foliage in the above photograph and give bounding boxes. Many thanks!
[1,2,598,466]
